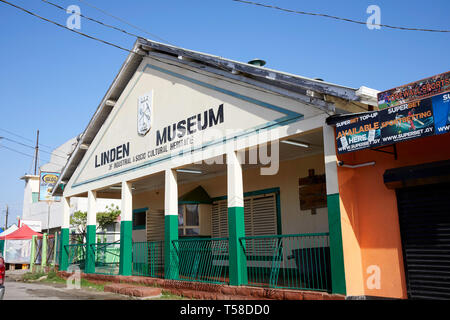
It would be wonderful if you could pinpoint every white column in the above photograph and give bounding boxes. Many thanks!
[322,124,347,294]
[165,169,178,215]
[226,150,247,285]
[62,197,71,229]
[60,196,71,271]
[121,181,133,221]
[87,190,97,226]
[85,190,97,273]
[323,124,339,195]
[164,169,178,279]
[119,181,133,275]
[227,151,244,208]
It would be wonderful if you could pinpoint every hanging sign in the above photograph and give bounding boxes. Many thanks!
[379,97,435,145]
[336,71,450,154]
[39,171,61,202]
[432,92,450,135]
[4,239,32,264]
[377,71,450,110]
[335,111,381,154]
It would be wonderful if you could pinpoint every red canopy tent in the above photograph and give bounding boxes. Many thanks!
[0,224,42,240]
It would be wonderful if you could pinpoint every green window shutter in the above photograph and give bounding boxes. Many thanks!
[32,192,39,203]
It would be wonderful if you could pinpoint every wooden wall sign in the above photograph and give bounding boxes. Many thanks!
[299,169,327,214]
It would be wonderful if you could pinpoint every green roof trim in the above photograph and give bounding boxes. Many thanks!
[178,186,212,204]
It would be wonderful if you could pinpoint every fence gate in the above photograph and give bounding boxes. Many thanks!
[33,236,43,265]
[46,235,55,265]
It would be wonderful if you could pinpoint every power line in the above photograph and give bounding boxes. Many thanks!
[0,144,66,171]
[0,145,50,163]
[232,0,450,33]
[77,0,174,44]
[0,0,141,55]
[42,0,143,40]
[1,137,68,160]
[0,127,61,154]
[1,0,233,78]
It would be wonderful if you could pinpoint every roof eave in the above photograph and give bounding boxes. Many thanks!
[52,40,145,196]
[137,38,362,102]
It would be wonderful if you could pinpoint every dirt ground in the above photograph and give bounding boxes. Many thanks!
[3,270,131,300]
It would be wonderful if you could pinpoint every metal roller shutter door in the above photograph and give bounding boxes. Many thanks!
[396,182,450,300]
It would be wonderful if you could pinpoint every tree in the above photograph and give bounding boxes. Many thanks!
[97,204,121,229]
[70,204,121,243]
[70,210,87,243]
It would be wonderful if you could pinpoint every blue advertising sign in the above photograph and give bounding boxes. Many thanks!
[39,171,61,202]
[335,111,381,154]
[335,93,449,154]
[432,92,450,135]
[379,98,435,145]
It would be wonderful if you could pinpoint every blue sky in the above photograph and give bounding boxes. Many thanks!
[0,0,449,225]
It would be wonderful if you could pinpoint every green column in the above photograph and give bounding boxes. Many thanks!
[59,228,69,271]
[119,220,133,276]
[41,233,48,271]
[164,215,179,280]
[52,232,58,269]
[85,225,96,274]
[228,206,248,286]
[30,235,37,272]
[327,193,347,295]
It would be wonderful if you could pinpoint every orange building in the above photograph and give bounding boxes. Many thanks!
[326,81,450,299]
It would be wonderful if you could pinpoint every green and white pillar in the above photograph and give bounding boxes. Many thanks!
[227,151,247,286]
[30,235,37,272]
[323,124,346,295]
[59,196,70,271]
[119,181,133,276]
[41,233,48,272]
[52,232,58,269]
[85,190,97,274]
[164,169,179,280]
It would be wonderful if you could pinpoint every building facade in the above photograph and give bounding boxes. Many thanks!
[53,38,383,297]
[326,74,450,299]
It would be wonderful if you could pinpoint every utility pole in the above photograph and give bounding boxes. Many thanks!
[34,130,39,175]
[46,200,53,234]
[5,205,8,230]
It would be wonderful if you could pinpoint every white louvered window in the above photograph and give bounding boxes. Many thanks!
[211,193,278,238]
[146,210,165,242]
[212,200,228,238]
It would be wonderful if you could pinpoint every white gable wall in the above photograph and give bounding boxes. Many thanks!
[63,56,327,197]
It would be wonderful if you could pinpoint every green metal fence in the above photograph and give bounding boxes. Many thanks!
[91,241,121,275]
[65,243,86,271]
[170,237,229,285]
[132,241,164,277]
[240,233,331,292]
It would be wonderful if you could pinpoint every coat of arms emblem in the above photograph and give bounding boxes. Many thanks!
[138,92,152,136]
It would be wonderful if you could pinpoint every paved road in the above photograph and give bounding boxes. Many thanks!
[3,279,131,300]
